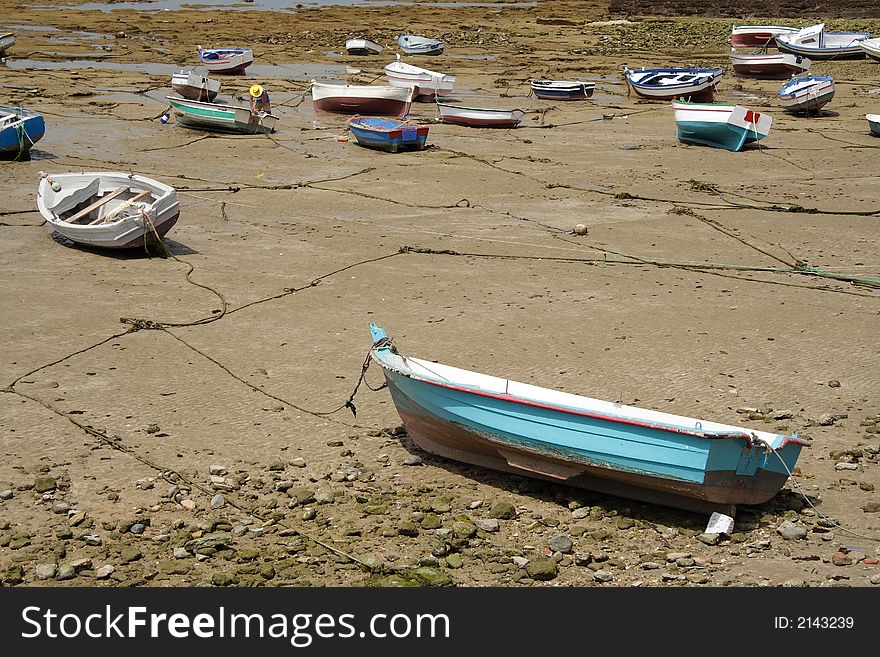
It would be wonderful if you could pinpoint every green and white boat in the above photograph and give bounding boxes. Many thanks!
[165,96,277,134]
[672,101,771,152]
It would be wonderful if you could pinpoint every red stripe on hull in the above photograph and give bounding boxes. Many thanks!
[313,97,411,117]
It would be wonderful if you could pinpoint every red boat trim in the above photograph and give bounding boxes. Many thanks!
[372,348,809,448]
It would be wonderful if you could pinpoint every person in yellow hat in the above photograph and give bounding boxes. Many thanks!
[249,83,271,115]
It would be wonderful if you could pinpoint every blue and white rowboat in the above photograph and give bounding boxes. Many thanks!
[368,324,809,515]
[673,101,771,152]
[397,34,444,56]
[774,23,869,60]
[530,79,596,100]
[0,104,45,159]
[778,75,835,114]
[624,67,723,102]
[347,116,429,152]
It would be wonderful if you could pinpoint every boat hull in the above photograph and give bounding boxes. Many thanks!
[346,39,383,55]
[530,80,595,100]
[171,72,220,102]
[674,103,771,152]
[778,77,835,114]
[437,104,524,127]
[167,96,276,134]
[198,48,254,74]
[314,96,411,117]
[625,68,722,102]
[374,350,803,515]
[775,33,868,60]
[348,117,428,152]
[0,108,45,159]
[868,115,880,136]
[730,54,810,79]
[730,26,799,48]
[862,38,880,61]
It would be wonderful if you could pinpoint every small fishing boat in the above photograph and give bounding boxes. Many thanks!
[730,25,799,48]
[624,67,723,102]
[398,34,445,56]
[774,23,869,60]
[729,51,811,79]
[346,38,383,55]
[860,37,880,62]
[347,116,429,152]
[0,104,45,159]
[37,171,180,249]
[778,75,835,114]
[530,79,596,100]
[311,81,413,117]
[197,46,254,74]
[384,57,455,99]
[436,102,524,128]
[367,324,809,516]
[165,96,278,134]
[0,32,14,55]
[170,70,221,102]
[673,101,772,152]
[867,114,880,136]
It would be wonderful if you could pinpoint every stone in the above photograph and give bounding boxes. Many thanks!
[68,512,87,527]
[180,499,196,510]
[95,565,115,579]
[34,476,57,493]
[860,483,875,492]
[452,520,476,539]
[861,502,880,513]
[832,552,852,566]
[475,518,500,533]
[870,574,880,585]
[548,534,574,554]
[489,501,517,520]
[209,465,227,476]
[56,564,76,581]
[616,517,636,530]
[70,558,93,572]
[525,558,557,581]
[119,545,142,564]
[777,521,807,541]
[421,513,442,530]
[403,456,423,466]
[412,567,451,587]
[0,489,13,500]
[129,523,146,535]
[772,410,794,420]
[571,507,591,520]
[398,521,420,537]
[696,532,722,546]
[593,570,614,582]
[835,463,859,471]
[173,547,189,559]
[211,572,239,586]
[511,556,529,568]
[4,564,24,584]
[83,534,102,546]
[210,494,226,509]
[288,488,315,506]
[35,563,58,580]
[184,531,233,553]
[291,458,307,468]
[444,553,463,569]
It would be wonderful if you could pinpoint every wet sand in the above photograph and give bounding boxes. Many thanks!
[1,1,879,588]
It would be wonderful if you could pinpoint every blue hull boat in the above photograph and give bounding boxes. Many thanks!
[368,324,808,515]
[0,104,45,159]
[347,116,429,152]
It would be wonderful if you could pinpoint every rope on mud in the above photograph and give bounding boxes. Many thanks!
[6,385,379,571]
[316,344,387,419]
[768,448,880,542]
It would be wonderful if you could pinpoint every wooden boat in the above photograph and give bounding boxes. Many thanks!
[346,38,383,55]
[384,58,455,99]
[347,116,429,152]
[867,114,880,136]
[397,34,444,56]
[859,38,880,62]
[530,79,596,100]
[778,75,835,114]
[730,51,811,79]
[624,67,723,102]
[165,96,278,134]
[731,25,799,48]
[171,70,220,102]
[311,81,413,117]
[0,32,14,55]
[673,101,771,152]
[367,324,809,516]
[197,46,254,74]
[436,102,524,128]
[37,171,180,249]
[774,24,869,60]
[0,104,45,159]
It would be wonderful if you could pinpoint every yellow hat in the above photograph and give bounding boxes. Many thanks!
[249,84,263,98]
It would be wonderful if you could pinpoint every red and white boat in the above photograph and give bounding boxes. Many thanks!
[731,25,799,48]
[311,81,413,117]
[436,103,524,128]
[197,46,253,74]
[171,70,221,101]
[730,51,811,78]
[384,58,455,99]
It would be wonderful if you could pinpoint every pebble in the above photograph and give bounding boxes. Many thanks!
[475,518,500,533]
[772,410,794,420]
[35,563,58,580]
[593,570,613,582]
[95,565,115,579]
[209,465,227,476]
[835,463,859,471]
[832,552,852,566]
[402,456,423,466]
[777,521,807,541]
[301,508,317,521]
[548,534,574,554]
[129,523,146,535]
[34,476,57,493]
[83,534,102,546]
[511,556,529,568]
[70,558,92,572]
[291,458,307,468]
[468,500,483,509]
[180,499,196,510]
[173,547,189,559]
[525,558,558,581]
[0,490,13,501]
[696,532,722,546]
[210,494,226,509]
[56,564,76,581]
[870,574,880,585]
[445,553,463,569]
[571,507,591,519]
[489,501,517,520]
